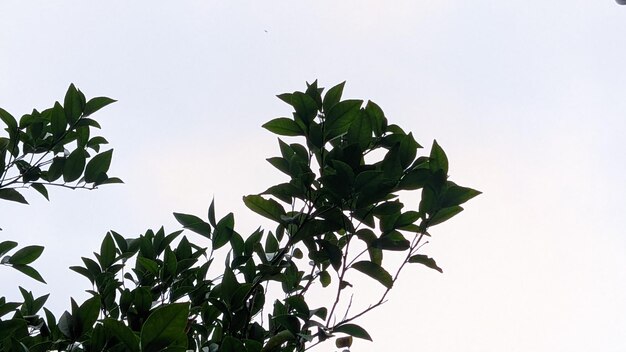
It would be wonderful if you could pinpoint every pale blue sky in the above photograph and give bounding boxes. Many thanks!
[1,1,625,351]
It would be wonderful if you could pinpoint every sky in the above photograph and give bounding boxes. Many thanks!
[1,1,626,351]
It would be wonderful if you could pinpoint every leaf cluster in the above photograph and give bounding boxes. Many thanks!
[0,81,479,352]
[0,84,120,206]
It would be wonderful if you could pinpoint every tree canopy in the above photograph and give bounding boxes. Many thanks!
[0,81,479,352]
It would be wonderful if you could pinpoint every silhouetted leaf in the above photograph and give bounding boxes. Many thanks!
[322,81,345,112]
[63,148,86,182]
[173,212,211,238]
[140,303,189,352]
[408,254,443,273]
[8,245,44,265]
[0,241,17,257]
[262,118,304,136]
[31,183,49,200]
[243,195,286,223]
[85,149,113,183]
[103,319,139,352]
[84,97,116,117]
[442,184,481,207]
[333,323,372,341]
[429,205,463,226]
[0,189,28,204]
[351,261,393,289]
[12,265,46,283]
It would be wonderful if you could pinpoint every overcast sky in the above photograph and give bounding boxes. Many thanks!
[1,1,626,351]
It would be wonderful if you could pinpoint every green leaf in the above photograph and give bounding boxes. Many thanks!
[46,157,65,182]
[84,97,116,117]
[51,102,67,139]
[243,195,286,223]
[64,84,83,124]
[408,254,443,273]
[373,231,410,251]
[346,110,372,150]
[322,81,345,112]
[351,261,393,289]
[0,189,28,204]
[63,148,86,182]
[31,184,49,200]
[99,233,116,268]
[76,295,100,337]
[140,303,190,352]
[319,270,331,287]
[429,140,448,174]
[84,149,113,183]
[290,91,318,125]
[324,100,362,139]
[173,212,211,238]
[8,245,44,265]
[394,211,421,229]
[96,176,123,185]
[208,198,216,227]
[333,323,372,341]
[398,168,430,190]
[213,213,234,250]
[364,100,387,137]
[442,184,481,207]
[0,107,17,131]
[262,117,304,136]
[0,241,18,257]
[429,205,463,226]
[221,336,245,352]
[103,319,139,352]
[12,265,46,283]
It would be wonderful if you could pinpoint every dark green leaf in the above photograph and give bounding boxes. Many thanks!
[8,245,44,265]
[31,183,49,200]
[347,110,372,150]
[208,198,216,227]
[442,184,481,207]
[399,168,430,190]
[262,117,304,136]
[364,101,387,137]
[51,102,67,139]
[351,261,393,289]
[213,213,234,250]
[63,148,86,182]
[46,157,65,182]
[173,212,211,238]
[322,81,345,112]
[429,140,448,174]
[243,195,286,223]
[429,205,463,226]
[84,97,116,117]
[64,84,83,124]
[333,323,372,341]
[12,265,46,283]
[77,295,100,337]
[221,336,245,352]
[99,233,116,268]
[0,189,28,204]
[291,91,318,125]
[324,100,362,139]
[84,149,113,183]
[0,241,18,257]
[140,303,190,352]
[103,318,139,352]
[0,107,17,131]
[408,254,443,273]
[319,270,331,287]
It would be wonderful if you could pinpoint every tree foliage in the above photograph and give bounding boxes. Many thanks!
[0,81,479,351]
